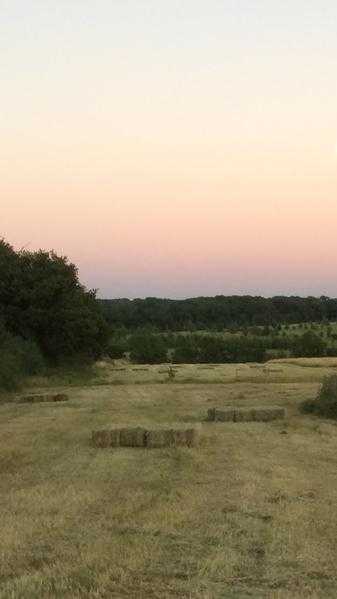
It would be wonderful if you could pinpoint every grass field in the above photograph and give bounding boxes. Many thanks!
[1,359,337,597]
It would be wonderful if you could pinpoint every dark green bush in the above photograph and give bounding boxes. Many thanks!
[292,331,327,357]
[129,332,168,364]
[106,338,128,359]
[0,239,109,362]
[0,325,45,391]
[301,375,337,419]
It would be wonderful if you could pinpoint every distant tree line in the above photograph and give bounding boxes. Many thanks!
[107,329,331,365]
[101,296,337,331]
[0,239,108,390]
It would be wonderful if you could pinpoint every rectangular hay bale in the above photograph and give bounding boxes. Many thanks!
[146,426,200,448]
[207,408,216,421]
[251,407,286,422]
[92,425,200,449]
[208,406,286,424]
[146,429,174,448]
[233,408,255,422]
[214,408,235,422]
[18,395,40,403]
[92,430,114,448]
[18,393,69,404]
[52,393,69,402]
[172,427,200,447]
[109,429,121,447]
[119,427,147,447]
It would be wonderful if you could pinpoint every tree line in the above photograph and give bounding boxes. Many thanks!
[107,328,331,364]
[101,296,337,331]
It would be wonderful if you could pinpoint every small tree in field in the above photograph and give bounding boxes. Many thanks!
[301,375,337,419]
[129,332,167,364]
[293,331,326,358]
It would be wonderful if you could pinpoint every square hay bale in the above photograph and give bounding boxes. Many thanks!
[92,425,200,449]
[18,395,39,403]
[18,393,68,404]
[146,425,201,448]
[146,429,174,448]
[251,407,286,422]
[172,427,200,447]
[92,430,114,448]
[109,429,121,446]
[214,408,235,422]
[234,408,255,422]
[52,393,69,402]
[208,406,286,424]
[119,427,147,447]
[207,408,216,421]
[92,429,121,448]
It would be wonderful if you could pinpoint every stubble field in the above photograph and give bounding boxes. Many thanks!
[1,359,337,598]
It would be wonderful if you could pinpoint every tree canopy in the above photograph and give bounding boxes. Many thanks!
[100,295,337,331]
[0,239,108,362]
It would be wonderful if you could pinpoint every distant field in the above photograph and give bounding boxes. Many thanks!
[83,357,337,386]
[1,360,337,597]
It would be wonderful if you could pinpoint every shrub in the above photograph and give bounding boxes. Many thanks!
[172,334,200,363]
[0,325,45,391]
[129,332,168,364]
[301,375,337,419]
[106,338,128,359]
[292,331,327,357]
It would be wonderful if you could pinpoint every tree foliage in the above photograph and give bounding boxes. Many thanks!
[101,295,337,331]
[0,239,108,366]
[129,331,167,364]
[301,375,337,419]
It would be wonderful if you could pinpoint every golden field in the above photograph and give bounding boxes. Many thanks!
[1,358,337,598]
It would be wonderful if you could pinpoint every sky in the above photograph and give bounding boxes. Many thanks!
[1,1,337,299]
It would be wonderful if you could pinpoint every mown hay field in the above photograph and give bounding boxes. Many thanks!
[92,357,337,387]
[1,358,337,598]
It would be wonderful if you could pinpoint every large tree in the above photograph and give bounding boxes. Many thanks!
[0,239,108,361]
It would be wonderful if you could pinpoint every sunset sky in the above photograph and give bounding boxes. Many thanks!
[2,1,337,298]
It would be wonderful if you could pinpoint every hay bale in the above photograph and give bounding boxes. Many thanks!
[146,429,174,448]
[172,427,200,447]
[119,427,147,447]
[51,393,69,402]
[251,407,286,421]
[146,425,200,448]
[92,429,121,447]
[109,429,121,446]
[208,406,286,423]
[92,425,200,449]
[207,408,216,421]
[214,408,235,422]
[234,408,255,422]
[18,395,39,403]
[18,393,68,404]
[92,430,113,448]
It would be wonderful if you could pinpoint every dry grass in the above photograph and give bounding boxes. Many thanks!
[1,362,337,597]
[66,358,337,388]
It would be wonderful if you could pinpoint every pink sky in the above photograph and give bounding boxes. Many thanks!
[2,1,337,298]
